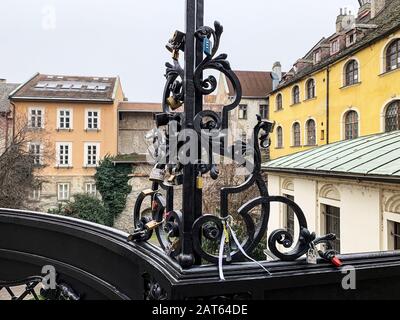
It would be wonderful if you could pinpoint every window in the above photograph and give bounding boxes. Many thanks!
[314,50,321,64]
[306,119,316,145]
[260,104,269,120]
[276,94,283,110]
[386,39,400,72]
[29,143,42,165]
[276,126,283,148]
[323,205,341,253]
[344,111,359,140]
[292,122,301,147]
[292,86,300,104]
[84,143,100,167]
[86,110,100,130]
[85,183,97,197]
[331,40,339,54]
[385,100,400,132]
[58,109,72,130]
[58,183,70,201]
[306,79,315,99]
[346,33,356,47]
[238,105,248,120]
[344,60,359,86]
[56,142,72,167]
[29,186,41,201]
[285,195,295,237]
[29,108,44,129]
[389,221,400,250]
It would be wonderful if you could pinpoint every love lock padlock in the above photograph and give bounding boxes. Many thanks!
[306,243,318,265]
[149,165,166,183]
[166,96,183,110]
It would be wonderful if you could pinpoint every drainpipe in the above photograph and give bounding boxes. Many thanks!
[10,101,16,141]
[326,66,330,145]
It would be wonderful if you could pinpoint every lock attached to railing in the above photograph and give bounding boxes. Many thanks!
[166,96,183,110]
[150,165,166,183]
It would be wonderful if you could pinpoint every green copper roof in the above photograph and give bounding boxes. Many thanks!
[263,131,400,182]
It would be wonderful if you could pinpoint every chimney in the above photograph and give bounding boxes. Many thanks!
[358,0,371,17]
[336,8,355,33]
[272,62,282,90]
[371,0,385,18]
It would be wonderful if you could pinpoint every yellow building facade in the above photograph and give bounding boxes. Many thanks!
[10,73,124,210]
[269,0,400,160]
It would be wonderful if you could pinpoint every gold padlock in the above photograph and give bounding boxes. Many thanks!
[145,220,163,231]
[172,49,179,61]
[167,96,183,110]
[196,173,203,190]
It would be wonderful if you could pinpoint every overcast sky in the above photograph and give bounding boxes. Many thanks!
[0,0,358,102]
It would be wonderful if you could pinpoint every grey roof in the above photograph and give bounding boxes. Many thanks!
[0,82,19,113]
[263,131,400,182]
[272,0,400,93]
[10,73,118,103]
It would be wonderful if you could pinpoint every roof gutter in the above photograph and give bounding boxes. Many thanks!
[9,97,114,104]
[262,167,400,184]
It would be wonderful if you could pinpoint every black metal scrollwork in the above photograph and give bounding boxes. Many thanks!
[130,20,336,269]
[0,277,79,301]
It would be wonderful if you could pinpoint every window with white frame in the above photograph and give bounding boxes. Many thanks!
[56,143,72,167]
[331,40,339,55]
[29,143,42,165]
[29,108,44,129]
[84,143,100,167]
[322,204,341,253]
[284,194,295,237]
[86,110,100,130]
[314,50,321,64]
[58,109,72,130]
[29,186,41,201]
[57,183,70,201]
[85,183,97,196]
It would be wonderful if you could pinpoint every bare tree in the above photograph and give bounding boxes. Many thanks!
[0,120,51,209]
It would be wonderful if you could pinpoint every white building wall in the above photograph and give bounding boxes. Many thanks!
[266,172,398,255]
[339,184,381,254]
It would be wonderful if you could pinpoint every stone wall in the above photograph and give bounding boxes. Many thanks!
[118,112,154,155]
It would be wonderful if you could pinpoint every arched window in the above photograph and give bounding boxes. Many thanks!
[292,122,301,146]
[386,39,400,72]
[385,100,400,132]
[276,126,283,148]
[276,93,283,110]
[344,111,359,140]
[292,86,300,104]
[306,79,315,99]
[306,119,316,145]
[345,60,359,86]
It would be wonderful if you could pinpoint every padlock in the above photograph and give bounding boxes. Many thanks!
[145,220,163,231]
[172,49,179,61]
[196,173,203,190]
[166,96,183,110]
[203,38,212,56]
[306,243,318,265]
[149,165,166,182]
[319,249,343,268]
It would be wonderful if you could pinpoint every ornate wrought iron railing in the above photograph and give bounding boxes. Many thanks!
[129,0,337,272]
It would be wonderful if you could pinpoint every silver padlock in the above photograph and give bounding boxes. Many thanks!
[149,165,166,182]
[306,243,318,265]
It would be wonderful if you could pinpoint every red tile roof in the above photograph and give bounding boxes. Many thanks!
[118,102,224,114]
[227,71,273,98]
[118,102,162,112]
